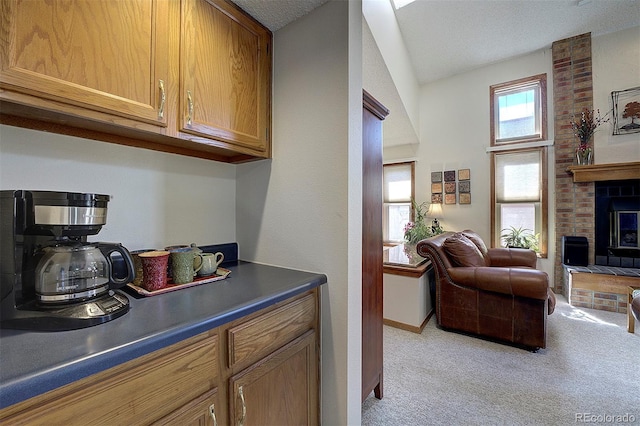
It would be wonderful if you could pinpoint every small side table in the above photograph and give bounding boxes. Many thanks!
[628,286,640,333]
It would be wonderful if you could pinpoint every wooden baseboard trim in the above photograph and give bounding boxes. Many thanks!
[383,310,434,334]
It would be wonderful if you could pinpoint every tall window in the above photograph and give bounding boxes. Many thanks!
[490,74,548,256]
[383,162,415,243]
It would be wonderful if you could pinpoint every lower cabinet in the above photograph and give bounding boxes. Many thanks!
[229,332,318,426]
[0,330,220,425]
[0,289,319,426]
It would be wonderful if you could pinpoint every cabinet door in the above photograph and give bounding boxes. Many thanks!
[0,0,169,126]
[153,388,219,426]
[180,0,271,156]
[229,331,318,426]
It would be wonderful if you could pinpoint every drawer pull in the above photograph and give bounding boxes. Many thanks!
[209,403,218,426]
[187,90,193,126]
[238,385,246,426]
[158,79,166,119]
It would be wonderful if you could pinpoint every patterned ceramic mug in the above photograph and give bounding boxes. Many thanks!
[138,251,170,291]
[170,248,203,284]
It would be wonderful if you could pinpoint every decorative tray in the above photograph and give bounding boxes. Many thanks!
[126,267,231,297]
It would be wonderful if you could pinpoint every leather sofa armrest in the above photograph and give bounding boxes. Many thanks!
[487,247,537,268]
[448,267,549,300]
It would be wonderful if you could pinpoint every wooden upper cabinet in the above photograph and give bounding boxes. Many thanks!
[0,0,169,127]
[180,0,271,156]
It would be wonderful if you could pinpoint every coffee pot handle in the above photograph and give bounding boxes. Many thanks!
[97,243,136,287]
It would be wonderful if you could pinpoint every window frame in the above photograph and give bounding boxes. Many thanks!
[489,74,548,257]
[490,74,547,146]
[382,161,415,244]
[491,147,548,257]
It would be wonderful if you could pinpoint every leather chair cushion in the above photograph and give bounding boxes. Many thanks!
[443,232,487,267]
[462,230,490,265]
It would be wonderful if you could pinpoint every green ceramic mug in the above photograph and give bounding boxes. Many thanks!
[170,248,203,284]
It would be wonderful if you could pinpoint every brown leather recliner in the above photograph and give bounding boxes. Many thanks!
[417,230,556,350]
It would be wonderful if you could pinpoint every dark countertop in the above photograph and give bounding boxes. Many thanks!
[0,261,327,409]
[383,244,428,268]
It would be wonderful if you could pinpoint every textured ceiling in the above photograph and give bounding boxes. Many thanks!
[233,0,639,85]
[395,0,640,84]
[231,0,639,147]
[231,0,330,31]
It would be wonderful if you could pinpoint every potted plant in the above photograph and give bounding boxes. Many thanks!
[403,200,444,259]
[500,226,539,252]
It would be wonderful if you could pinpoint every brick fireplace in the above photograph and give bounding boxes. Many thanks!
[552,33,640,312]
[563,164,640,312]
[552,32,595,293]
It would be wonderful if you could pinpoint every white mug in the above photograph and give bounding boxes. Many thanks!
[197,252,224,276]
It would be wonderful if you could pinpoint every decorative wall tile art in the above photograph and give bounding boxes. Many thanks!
[433,169,471,205]
[431,172,443,204]
[444,182,456,194]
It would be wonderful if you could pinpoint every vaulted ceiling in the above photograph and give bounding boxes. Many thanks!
[232,0,640,146]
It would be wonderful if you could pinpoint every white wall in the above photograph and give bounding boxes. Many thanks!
[363,0,420,137]
[382,27,639,282]
[236,1,363,424]
[592,26,640,164]
[387,48,556,278]
[0,125,237,250]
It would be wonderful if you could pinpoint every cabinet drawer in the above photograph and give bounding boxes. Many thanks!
[153,388,219,426]
[228,292,316,368]
[0,331,219,425]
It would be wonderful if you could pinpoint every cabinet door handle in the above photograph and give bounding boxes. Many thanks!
[238,385,246,426]
[158,80,166,119]
[187,90,193,126]
[208,403,218,426]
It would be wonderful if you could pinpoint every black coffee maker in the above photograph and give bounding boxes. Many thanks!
[0,190,135,330]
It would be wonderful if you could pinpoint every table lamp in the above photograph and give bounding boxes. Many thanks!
[428,203,443,233]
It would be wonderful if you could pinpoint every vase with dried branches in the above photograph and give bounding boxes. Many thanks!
[570,108,610,165]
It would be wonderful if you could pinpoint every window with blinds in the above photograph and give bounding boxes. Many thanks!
[383,162,415,243]
[490,74,548,256]
[494,150,544,251]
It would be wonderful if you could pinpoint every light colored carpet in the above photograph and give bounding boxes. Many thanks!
[362,295,640,425]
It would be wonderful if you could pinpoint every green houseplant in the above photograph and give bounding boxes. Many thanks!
[500,226,539,252]
[403,200,444,244]
[402,200,445,261]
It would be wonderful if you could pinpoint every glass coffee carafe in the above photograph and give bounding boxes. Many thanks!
[35,242,134,304]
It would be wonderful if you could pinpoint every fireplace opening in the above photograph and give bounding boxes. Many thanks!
[595,179,640,267]
[615,210,639,249]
